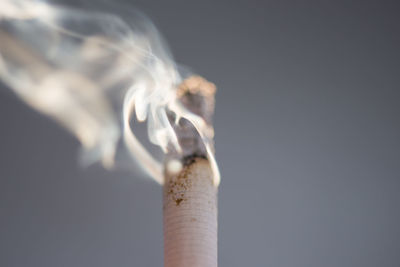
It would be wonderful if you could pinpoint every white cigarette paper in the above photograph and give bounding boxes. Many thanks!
[163,158,218,267]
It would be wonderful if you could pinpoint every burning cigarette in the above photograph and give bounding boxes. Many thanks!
[163,76,218,267]
[0,1,220,266]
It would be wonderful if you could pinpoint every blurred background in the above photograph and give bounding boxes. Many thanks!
[1,0,399,266]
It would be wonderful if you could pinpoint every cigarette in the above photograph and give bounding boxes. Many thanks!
[163,157,218,267]
[162,76,219,267]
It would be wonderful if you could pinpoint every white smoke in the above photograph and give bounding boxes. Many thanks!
[0,0,220,185]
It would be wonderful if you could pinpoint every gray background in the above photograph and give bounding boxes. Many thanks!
[1,0,400,266]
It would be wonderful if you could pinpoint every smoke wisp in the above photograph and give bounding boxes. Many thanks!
[0,0,219,185]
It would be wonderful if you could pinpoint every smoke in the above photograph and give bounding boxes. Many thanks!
[0,0,219,185]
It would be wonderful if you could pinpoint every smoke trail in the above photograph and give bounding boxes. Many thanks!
[0,0,219,185]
